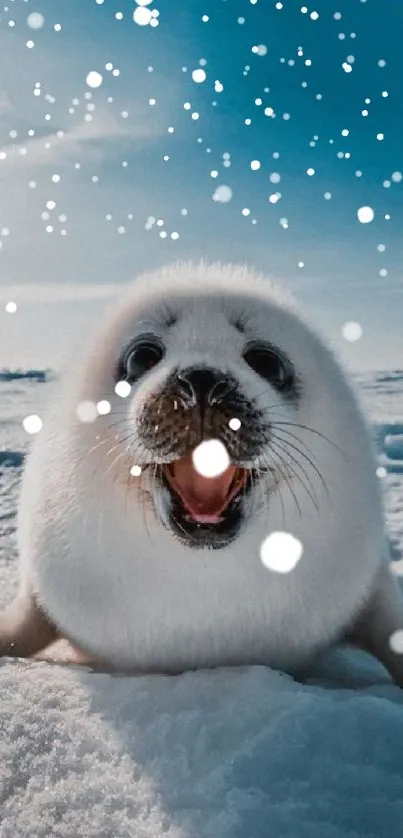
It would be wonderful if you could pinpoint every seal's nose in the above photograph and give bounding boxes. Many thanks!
[176,367,230,407]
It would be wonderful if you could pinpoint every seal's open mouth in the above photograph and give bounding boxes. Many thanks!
[162,453,249,525]
[160,453,254,548]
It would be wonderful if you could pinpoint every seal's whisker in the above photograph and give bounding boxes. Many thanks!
[141,465,158,545]
[251,468,270,519]
[261,448,302,520]
[272,440,319,513]
[262,421,318,461]
[263,457,286,529]
[262,416,348,460]
[74,429,141,470]
[271,431,324,496]
[104,449,128,478]
[270,429,330,501]
[243,470,262,528]
[271,433,324,502]
[274,471,286,530]
[268,437,320,513]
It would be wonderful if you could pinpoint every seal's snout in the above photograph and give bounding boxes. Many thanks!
[175,366,235,408]
[141,365,271,546]
[138,365,268,465]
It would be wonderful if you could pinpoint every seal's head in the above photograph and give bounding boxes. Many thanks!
[82,263,318,551]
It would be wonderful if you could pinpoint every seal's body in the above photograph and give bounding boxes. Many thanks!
[1,262,403,683]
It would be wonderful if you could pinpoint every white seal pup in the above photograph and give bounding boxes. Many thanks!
[1,261,403,684]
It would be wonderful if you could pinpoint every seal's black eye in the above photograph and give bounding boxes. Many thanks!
[120,337,164,383]
[243,342,291,390]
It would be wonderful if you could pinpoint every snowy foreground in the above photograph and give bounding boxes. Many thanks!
[1,644,403,837]
[1,373,403,836]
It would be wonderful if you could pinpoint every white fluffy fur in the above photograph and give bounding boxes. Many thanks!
[16,262,397,673]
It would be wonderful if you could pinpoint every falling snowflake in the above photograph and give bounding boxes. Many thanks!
[27,12,45,29]
[115,381,131,398]
[96,400,111,416]
[357,206,374,223]
[76,401,98,423]
[133,7,152,25]
[86,71,103,89]
[129,464,142,478]
[260,532,303,574]
[212,185,233,203]
[389,630,403,654]
[342,321,363,342]
[23,414,43,434]
[252,44,268,56]
[192,68,206,83]
[192,440,230,478]
[4,301,17,315]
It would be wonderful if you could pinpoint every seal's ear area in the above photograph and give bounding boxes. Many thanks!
[0,591,59,659]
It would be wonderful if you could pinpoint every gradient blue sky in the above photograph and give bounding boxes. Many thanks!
[0,0,402,371]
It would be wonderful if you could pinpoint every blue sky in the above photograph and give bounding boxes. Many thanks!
[0,0,402,371]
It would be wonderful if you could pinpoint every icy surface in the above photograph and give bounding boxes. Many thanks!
[1,372,403,837]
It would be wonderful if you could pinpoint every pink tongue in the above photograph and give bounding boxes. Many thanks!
[166,453,239,524]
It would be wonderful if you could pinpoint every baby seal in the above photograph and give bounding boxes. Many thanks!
[1,261,403,684]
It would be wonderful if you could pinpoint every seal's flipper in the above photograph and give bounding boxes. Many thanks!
[0,591,59,659]
[346,567,403,687]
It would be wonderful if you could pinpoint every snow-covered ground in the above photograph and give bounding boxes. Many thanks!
[1,372,403,837]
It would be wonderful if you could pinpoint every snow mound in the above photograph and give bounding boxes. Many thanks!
[1,648,403,837]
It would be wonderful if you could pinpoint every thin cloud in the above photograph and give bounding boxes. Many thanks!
[0,283,122,304]
[0,105,162,170]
